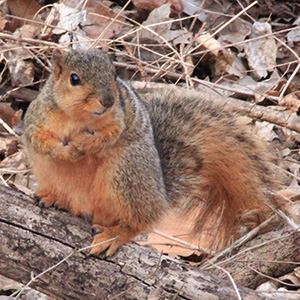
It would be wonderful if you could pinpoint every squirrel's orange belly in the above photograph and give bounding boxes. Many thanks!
[32,153,119,224]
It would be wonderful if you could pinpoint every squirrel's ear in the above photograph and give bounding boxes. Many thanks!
[52,49,65,80]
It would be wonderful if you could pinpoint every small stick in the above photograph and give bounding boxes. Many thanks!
[0,118,18,137]
[207,261,243,300]
[202,215,276,268]
[153,229,214,255]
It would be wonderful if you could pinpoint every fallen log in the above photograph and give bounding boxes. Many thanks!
[132,81,300,134]
[204,224,300,289]
[0,184,269,300]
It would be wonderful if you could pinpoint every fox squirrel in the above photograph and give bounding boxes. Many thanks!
[24,49,276,256]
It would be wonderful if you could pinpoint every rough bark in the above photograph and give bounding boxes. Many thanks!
[204,225,300,289]
[0,184,270,300]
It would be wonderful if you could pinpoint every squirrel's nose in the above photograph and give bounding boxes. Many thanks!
[100,92,115,108]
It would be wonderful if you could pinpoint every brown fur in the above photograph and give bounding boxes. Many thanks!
[142,87,276,248]
[24,49,277,255]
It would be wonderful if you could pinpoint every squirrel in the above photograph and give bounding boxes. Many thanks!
[23,49,277,256]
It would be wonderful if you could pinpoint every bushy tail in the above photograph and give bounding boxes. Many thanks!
[182,129,277,250]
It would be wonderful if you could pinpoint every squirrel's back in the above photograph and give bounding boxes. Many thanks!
[142,87,276,246]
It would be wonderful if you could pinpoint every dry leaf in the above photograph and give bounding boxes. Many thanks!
[0,103,22,132]
[52,3,86,34]
[216,72,280,101]
[196,33,246,78]
[197,33,222,57]
[278,178,300,200]
[137,3,191,43]
[140,3,172,42]
[287,28,300,43]
[256,282,288,300]
[82,1,127,41]
[244,22,277,80]
[51,3,89,49]
[0,14,17,32]
[254,121,281,143]
[184,55,194,76]
[0,151,27,171]
[5,24,39,86]
[0,135,19,158]
[130,3,191,62]
[7,0,42,28]
[53,1,128,46]
[132,0,184,14]
[218,18,252,50]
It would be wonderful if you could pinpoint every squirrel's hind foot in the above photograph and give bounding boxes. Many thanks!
[90,224,138,256]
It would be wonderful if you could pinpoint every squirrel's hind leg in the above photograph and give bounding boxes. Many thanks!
[90,224,140,256]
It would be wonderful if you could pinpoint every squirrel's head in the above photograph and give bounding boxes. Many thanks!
[51,49,119,122]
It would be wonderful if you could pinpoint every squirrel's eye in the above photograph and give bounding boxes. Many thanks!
[70,73,81,86]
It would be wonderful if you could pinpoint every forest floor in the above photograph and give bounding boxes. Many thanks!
[0,0,300,299]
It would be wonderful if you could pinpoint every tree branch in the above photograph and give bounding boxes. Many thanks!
[131,81,300,134]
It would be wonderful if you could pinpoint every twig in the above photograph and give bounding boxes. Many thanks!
[192,25,300,57]
[185,1,258,57]
[273,209,299,230]
[0,175,9,187]
[247,265,300,287]
[111,11,190,77]
[257,290,300,296]
[204,230,299,271]
[152,229,214,255]
[0,32,60,48]
[172,283,185,300]
[273,164,300,182]
[139,241,205,251]
[192,77,280,102]
[11,251,75,300]
[201,215,276,268]
[0,118,18,137]
[279,62,300,99]
[114,61,181,81]
[207,261,242,300]
[89,0,132,49]
[0,169,30,174]
[23,47,51,73]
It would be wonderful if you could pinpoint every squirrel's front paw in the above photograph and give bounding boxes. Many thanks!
[53,140,84,162]
[70,131,97,155]
[34,189,57,208]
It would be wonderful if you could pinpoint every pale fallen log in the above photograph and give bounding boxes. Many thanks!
[204,224,300,289]
[0,184,270,300]
[131,81,300,134]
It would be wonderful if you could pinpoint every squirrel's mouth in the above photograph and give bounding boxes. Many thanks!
[90,108,108,116]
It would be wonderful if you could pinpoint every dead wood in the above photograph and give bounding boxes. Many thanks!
[6,87,39,102]
[0,184,270,300]
[132,81,300,134]
[203,224,300,289]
